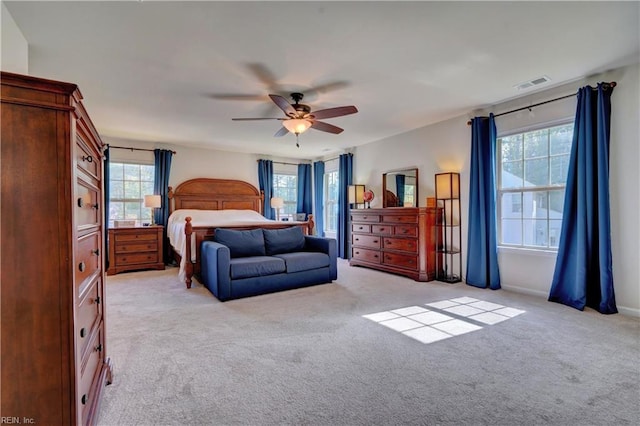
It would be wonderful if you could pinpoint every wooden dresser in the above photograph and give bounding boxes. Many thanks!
[350,207,440,281]
[1,72,112,425]
[107,226,165,275]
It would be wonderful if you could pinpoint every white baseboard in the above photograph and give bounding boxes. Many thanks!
[502,284,639,317]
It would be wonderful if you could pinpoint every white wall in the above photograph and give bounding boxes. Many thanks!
[353,63,640,316]
[1,2,28,74]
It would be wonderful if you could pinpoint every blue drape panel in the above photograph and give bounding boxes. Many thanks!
[396,174,406,207]
[313,161,325,236]
[337,153,353,259]
[297,163,312,216]
[154,149,173,263]
[104,147,110,269]
[466,114,501,289]
[258,159,275,219]
[549,83,617,314]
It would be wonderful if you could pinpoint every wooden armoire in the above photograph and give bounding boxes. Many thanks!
[1,72,112,425]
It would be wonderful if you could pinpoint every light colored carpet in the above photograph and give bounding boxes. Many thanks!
[98,260,639,425]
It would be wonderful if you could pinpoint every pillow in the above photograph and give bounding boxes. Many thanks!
[214,228,266,258]
[263,227,305,255]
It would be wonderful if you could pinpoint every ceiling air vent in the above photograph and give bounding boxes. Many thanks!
[514,75,551,90]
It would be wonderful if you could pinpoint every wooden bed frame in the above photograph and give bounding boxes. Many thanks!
[168,178,314,288]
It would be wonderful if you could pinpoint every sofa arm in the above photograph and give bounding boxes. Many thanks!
[304,236,338,280]
[201,241,231,301]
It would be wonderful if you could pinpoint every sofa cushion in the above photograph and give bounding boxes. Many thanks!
[263,227,305,255]
[273,252,330,274]
[214,228,266,258]
[229,256,286,280]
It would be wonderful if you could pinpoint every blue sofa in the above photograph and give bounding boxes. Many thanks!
[200,227,337,301]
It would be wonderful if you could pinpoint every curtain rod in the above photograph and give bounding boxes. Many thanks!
[256,160,306,166]
[466,81,617,125]
[108,145,177,154]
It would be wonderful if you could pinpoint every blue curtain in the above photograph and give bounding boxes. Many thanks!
[297,163,312,216]
[337,153,353,259]
[396,174,406,207]
[549,83,617,314]
[466,114,501,289]
[104,146,110,269]
[258,159,275,219]
[154,149,173,263]
[313,161,325,236]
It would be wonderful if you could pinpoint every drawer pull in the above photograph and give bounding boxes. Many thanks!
[358,226,364,230]
[355,251,360,255]
[82,155,93,163]
[77,197,84,208]
[78,262,86,272]
[373,240,378,243]
[380,228,386,231]
[387,241,392,244]
[95,343,103,353]
[92,249,100,256]
[402,229,409,234]
[363,216,368,219]
[94,296,101,305]
[92,203,99,210]
[80,327,87,338]
[374,254,379,258]
[81,394,88,405]
[355,238,359,241]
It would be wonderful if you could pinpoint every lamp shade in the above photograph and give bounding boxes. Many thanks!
[348,184,365,204]
[144,194,162,208]
[282,119,312,135]
[435,172,460,200]
[270,197,284,209]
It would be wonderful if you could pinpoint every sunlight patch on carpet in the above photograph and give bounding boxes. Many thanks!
[363,297,526,344]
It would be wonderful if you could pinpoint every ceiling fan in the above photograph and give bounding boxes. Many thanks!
[232,92,358,147]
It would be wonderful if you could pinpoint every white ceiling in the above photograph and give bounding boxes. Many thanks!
[4,1,639,160]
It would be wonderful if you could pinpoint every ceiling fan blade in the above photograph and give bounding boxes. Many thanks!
[232,117,282,121]
[246,63,279,89]
[269,94,296,116]
[305,81,350,97]
[274,126,289,137]
[311,120,344,134]
[311,105,358,120]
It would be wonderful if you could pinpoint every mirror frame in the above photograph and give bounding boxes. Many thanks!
[383,167,419,208]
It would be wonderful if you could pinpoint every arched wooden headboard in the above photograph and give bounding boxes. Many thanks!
[168,178,264,214]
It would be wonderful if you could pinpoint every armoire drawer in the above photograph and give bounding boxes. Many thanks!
[78,326,104,426]
[75,232,101,288]
[77,276,103,358]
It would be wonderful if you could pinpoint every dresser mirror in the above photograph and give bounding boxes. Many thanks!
[383,168,419,207]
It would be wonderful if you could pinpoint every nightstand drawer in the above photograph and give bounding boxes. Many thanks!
[115,252,159,266]
[115,233,157,242]
[115,241,158,253]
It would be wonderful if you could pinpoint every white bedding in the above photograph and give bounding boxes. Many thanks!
[167,209,304,283]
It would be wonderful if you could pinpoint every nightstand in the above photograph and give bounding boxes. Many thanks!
[107,226,165,275]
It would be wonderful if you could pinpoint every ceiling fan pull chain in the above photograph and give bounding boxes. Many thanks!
[296,134,300,148]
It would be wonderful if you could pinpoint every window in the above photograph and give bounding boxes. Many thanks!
[109,162,155,227]
[497,122,572,249]
[273,173,297,218]
[324,170,339,235]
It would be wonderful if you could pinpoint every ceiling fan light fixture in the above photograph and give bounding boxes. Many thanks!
[283,118,312,135]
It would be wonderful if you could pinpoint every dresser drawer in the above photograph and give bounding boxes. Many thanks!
[394,225,418,237]
[78,325,104,426]
[350,213,380,223]
[115,252,159,266]
[115,241,158,253]
[383,252,418,270]
[383,214,417,224]
[352,223,371,233]
[352,247,381,263]
[371,225,392,235]
[384,237,418,253]
[352,234,381,249]
[75,232,101,289]
[77,276,102,358]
